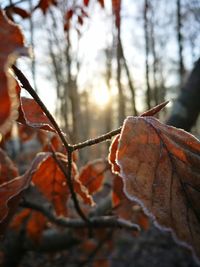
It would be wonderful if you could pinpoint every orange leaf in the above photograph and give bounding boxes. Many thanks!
[32,152,94,215]
[0,9,28,135]
[26,212,46,242]
[18,97,55,132]
[11,208,47,242]
[32,153,69,216]
[0,153,47,235]
[10,208,31,231]
[74,169,95,206]
[78,159,108,195]
[110,116,200,263]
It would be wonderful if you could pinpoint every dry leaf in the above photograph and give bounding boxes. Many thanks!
[18,97,55,132]
[11,208,47,242]
[0,9,28,135]
[78,159,108,195]
[0,153,47,235]
[32,152,94,215]
[109,116,200,263]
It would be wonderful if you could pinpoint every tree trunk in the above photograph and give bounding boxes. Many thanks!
[166,58,200,131]
[149,6,159,106]
[176,0,185,87]
[119,40,138,115]
[114,0,126,125]
[65,30,82,142]
[28,0,37,92]
[144,0,151,109]
[105,48,112,133]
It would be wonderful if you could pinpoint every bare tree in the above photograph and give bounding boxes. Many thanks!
[176,0,185,86]
[167,58,200,131]
[144,0,151,109]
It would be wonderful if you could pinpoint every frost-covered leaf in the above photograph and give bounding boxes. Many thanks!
[0,9,28,134]
[109,116,200,263]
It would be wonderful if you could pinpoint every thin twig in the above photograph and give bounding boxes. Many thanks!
[51,149,89,223]
[12,65,88,222]
[72,127,122,151]
[12,65,71,151]
[20,200,140,231]
[72,100,169,151]
[3,0,28,8]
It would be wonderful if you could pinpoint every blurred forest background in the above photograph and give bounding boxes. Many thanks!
[1,1,200,266]
[1,0,200,163]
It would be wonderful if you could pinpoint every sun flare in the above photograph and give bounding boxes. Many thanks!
[91,87,110,108]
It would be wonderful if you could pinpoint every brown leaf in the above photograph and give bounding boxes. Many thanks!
[5,7,30,20]
[112,175,149,230]
[34,0,57,14]
[12,7,30,19]
[78,15,83,25]
[65,9,74,20]
[109,116,200,263]
[140,100,169,117]
[0,9,28,135]
[17,97,55,132]
[18,124,36,142]
[0,153,47,235]
[64,21,70,32]
[78,159,108,195]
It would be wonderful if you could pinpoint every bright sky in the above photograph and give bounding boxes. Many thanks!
[3,0,199,116]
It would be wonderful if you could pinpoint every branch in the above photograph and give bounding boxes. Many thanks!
[12,65,71,151]
[12,66,88,222]
[72,127,122,151]
[72,101,169,151]
[52,149,89,222]
[20,200,140,231]
[4,0,28,8]
[166,58,200,131]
